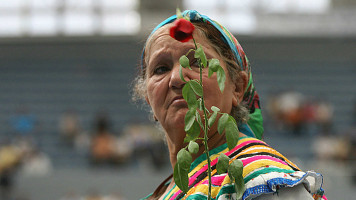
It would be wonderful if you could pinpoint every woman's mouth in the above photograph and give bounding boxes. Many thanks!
[170,96,187,107]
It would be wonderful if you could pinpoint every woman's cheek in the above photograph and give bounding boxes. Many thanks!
[146,80,157,105]
[147,79,165,110]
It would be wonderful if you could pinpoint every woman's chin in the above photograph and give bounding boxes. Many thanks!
[168,118,185,130]
[166,109,187,127]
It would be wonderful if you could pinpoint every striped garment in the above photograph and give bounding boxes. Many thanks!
[154,137,326,200]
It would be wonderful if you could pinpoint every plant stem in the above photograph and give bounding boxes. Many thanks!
[202,96,212,200]
[194,38,212,200]
[193,38,198,49]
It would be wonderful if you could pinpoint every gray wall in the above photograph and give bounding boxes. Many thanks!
[0,36,355,163]
[0,36,355,135]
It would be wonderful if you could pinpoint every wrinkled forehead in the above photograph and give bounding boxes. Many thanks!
[145,24,174,54]
[143,24,173,68]
[141,10,245,71]
[144,23,212,61]
[143,23,210,69]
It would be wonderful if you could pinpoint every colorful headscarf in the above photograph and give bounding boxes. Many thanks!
[143,10,264,139]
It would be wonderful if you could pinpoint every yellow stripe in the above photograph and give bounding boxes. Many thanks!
[183,178,221,199]
[189,148,228,176]
[238,145,300,170]
[189,159,208,176]
[189,137,260,177]
[167,137,299,199]
[237,137,258,145]
[243,160,293,177]
[165,186,180,200]
[221,175,232,186]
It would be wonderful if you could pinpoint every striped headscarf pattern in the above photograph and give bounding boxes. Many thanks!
[142,10,263,139]
[160,137,326,200]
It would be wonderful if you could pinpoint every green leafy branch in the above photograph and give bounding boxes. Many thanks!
[173,36,246,199]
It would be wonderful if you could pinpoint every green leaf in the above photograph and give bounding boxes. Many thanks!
[179,55,190,69]
[208,67,214,78]
[208,59,220,78]
[228,160,245,200]
[217,66,226,93]
[208,111,217,128]
[174,149,192,194]
[184,108,196,132]
[195,110,203,128]
[188,141,199,154]
[184,120,200,143]
[179,65,187,83]
[182,84,197,109]
[234,180,246,200]
[216,153,230,174]
[225,125,239,150]
[205,107,211,115]
[209,58,220,72]
[228,115,238,125]
[176,8,183,19]
[198,98,203,111]
[177,148,192,170]
[188,80,203,97]
[209,106,220,127]
[211,106,220,112]
[183,15,190,21]
[174,163,189,193]
[225,117,239,150]
[194,46,207,68]
[228,160,243,179]
[217,113,229,134]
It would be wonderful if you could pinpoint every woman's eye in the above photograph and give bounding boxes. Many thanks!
[153,66,170,75]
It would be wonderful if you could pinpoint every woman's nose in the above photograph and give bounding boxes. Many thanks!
[169,64,189,89]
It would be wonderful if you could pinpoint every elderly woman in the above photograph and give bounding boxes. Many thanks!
[134,10,326,200]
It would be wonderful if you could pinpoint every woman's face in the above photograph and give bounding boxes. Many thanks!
[145,24,243,144]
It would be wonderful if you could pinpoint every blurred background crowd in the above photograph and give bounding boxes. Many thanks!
[0,0,356,199]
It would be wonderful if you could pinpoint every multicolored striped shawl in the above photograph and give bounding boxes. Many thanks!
[143,137,326,200]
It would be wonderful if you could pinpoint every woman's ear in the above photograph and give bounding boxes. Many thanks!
[232,71,248,107]
[145,96,158,121]
[145,96,151,105]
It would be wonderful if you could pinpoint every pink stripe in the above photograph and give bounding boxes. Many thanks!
[188,154,221,185]
[210,156,219,166]
[188,139,265,186]
[241,155,288,166]
[322,195,328,200]
[201,175,225,186]
[170,190,180,200]
[211,175,225,186]
[189,165,208,185]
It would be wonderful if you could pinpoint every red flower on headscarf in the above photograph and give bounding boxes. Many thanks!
[169,18,195,42]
